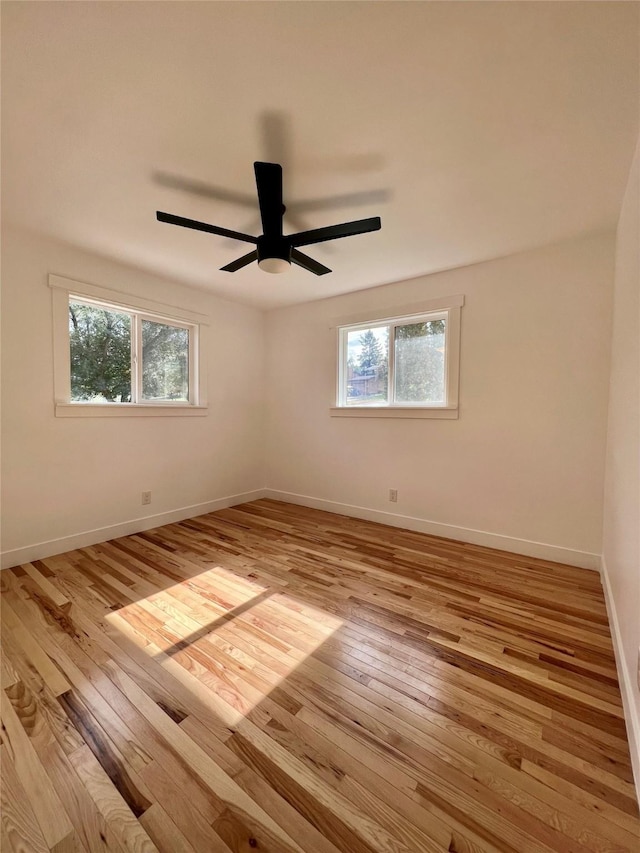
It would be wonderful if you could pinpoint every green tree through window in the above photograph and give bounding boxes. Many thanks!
[395,320,445,403]
[338,303,461,412]
[142,319,189,401]
[69,302,131,402]
[357,329,384,373]
[69,301,191,403]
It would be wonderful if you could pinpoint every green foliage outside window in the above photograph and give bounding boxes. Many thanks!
[394,320,445,403]
[69,302,190,402]
[142,320,189,401]
[69,302,131,402]
[357,329,384,372]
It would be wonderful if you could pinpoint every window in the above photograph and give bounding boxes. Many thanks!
[50,275,208,417]
[333,295,462,419]
[69,299,192,404]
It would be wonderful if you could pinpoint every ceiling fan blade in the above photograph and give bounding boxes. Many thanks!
[254,162,283,237]
[289,216,381,248]
[220,250,258,272]
[154,172,257,208]
[293,188,390,213]
[290,249,331,276]
[156,211,257,244]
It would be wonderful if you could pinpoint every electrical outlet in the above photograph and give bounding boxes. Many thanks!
[389,489,398,503]
[141,491,152,506]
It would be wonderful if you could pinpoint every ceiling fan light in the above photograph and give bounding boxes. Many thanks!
[258,257,291,274]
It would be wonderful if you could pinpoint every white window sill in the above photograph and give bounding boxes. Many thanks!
[55,403,208,418]
[330,406,458,419]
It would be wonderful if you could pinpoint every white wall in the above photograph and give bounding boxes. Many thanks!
[1,228,617,573]
[1,226,265,566]
[265,234,615,568]
[602,137,640,792]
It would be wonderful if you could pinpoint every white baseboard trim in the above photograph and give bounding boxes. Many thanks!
[601,557,640,804]
[263,489,601,571]
[0,489,267,570]
[2,487,602,573]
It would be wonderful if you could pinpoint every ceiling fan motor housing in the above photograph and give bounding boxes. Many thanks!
[257,235,291,273]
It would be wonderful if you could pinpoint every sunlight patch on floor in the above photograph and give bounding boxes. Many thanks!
[106,565,344,721]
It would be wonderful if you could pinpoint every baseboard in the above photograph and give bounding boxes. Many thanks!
[601,557,640,804]
[3,487,601,573]
[0,489,267,570]
[263,489,601,571]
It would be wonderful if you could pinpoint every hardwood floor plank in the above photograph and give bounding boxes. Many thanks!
[22,562,71,607]
[1,595,70,697]
[139,760,232,852]
[67,745,158,853]
[58,690,153,819]
[229,728,421,853]
[50,830,90,853]
[0,745,50,853]
[2,499,638,852]
[39,736,128,853]
[1,690,75,848]
[104,660,306,853]
[138,804,198,853]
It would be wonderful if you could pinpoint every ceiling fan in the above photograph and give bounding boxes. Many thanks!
[156,161,381,276]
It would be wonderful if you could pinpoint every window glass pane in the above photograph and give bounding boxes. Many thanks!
[142,320,189,401]
[394,319,446,404]
[69,301,132,402]
[345,326,389,405]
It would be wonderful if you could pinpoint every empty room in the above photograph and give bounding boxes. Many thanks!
[1,2,639,852]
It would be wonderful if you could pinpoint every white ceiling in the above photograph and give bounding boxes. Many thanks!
[2,2,638,309]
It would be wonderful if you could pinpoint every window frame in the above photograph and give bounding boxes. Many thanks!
[50,275,209,417]
[331,294,463,419]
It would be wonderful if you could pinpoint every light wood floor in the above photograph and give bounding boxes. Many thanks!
[1,500,638,853]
